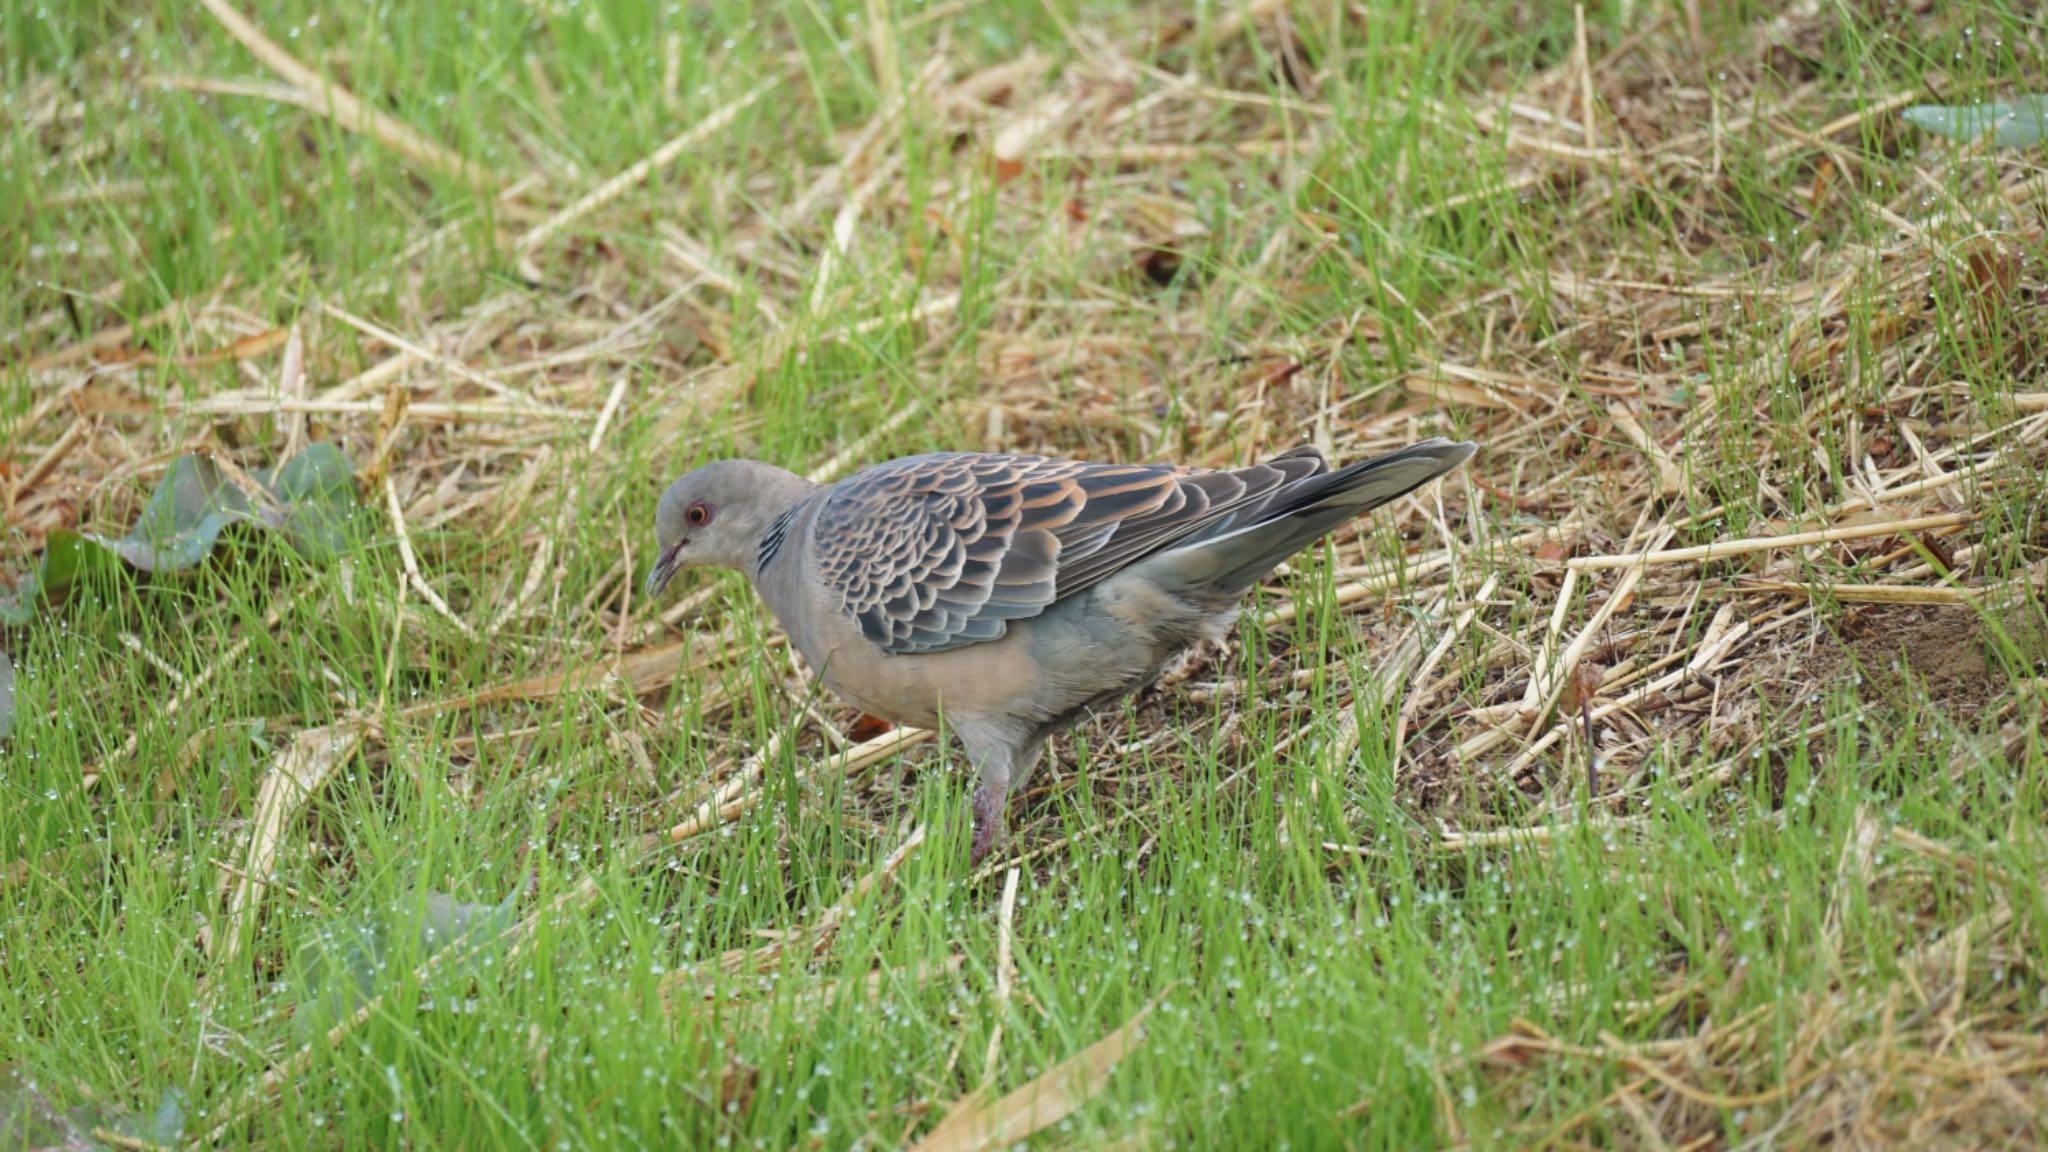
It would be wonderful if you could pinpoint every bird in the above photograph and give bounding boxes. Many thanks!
[644,438,1477,864]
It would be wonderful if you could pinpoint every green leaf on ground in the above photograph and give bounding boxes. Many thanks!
[291,887,520,1037]
[0,1062,187,1150]
[254,442,364,562]
[0,443,362,624]
[1903,95,2048,148]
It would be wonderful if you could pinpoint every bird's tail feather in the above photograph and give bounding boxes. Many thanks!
[1149,438,1476,594]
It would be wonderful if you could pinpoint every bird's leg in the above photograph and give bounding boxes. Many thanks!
[969,777,1008,866]
[1007,737,1047,800]
[965,736,1043,866]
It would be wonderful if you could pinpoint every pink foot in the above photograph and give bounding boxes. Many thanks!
[969,787,1007,866]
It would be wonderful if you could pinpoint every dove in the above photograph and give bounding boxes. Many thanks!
[644,438,1476,863]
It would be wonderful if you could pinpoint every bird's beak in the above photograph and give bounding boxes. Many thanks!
[644,540,685,600]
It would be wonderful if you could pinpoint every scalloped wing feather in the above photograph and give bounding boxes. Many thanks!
[810,448,1337,655]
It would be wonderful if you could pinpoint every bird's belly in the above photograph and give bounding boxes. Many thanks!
[818,658,945,730]
[797,573,1231,735]
[810,633,1035,732]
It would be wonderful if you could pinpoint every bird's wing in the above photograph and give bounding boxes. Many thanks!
[808,449,1328,654]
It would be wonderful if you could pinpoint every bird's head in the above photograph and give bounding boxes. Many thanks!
[644,459,815,598]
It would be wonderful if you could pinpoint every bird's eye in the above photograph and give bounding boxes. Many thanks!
[685,501,713,528]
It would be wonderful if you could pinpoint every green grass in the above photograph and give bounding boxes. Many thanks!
[5,1,2047,1148]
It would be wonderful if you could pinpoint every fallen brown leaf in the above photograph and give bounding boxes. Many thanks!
[909,1002,1154,1152]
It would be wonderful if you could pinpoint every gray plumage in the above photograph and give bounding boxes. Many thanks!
[645,438,1477,863]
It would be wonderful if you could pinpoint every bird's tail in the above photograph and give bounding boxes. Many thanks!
[1150,438,1477,595]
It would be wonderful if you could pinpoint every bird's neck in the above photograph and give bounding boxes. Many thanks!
[722,465,817,583]
[744,499,806,585]
[746,494,831,669]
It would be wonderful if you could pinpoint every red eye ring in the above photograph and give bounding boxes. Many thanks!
[685,501,713,528]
